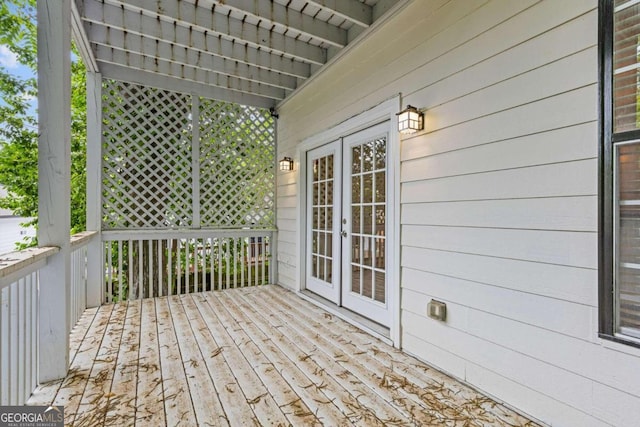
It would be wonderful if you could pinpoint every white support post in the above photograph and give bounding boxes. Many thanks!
[86,72,102,307]
[37,0,72,383]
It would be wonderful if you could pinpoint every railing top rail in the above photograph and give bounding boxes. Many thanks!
[102,228,276,241]
[0,246,59,290]
[70,230,99,250]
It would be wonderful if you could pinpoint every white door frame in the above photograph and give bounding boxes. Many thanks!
[295,96,401,347]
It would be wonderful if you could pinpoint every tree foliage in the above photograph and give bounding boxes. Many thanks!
[0,0,86,248]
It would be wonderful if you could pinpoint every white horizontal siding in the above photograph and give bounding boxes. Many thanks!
[402,246,597,306]
[402,196,597,232]
[0,218,36,255]
[275,0,640,425]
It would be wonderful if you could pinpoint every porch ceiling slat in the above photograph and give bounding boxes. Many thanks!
[89,29,298,90]
[93,44,293,97]
[85,0,326,65]
[306,0,374,28]
[85,19,311,79]
[99,63,276,109]
[205,0,348,48]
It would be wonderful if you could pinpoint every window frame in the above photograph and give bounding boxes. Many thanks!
[599,0,640,348]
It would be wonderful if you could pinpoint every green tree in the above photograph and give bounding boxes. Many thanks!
[0,0,86,249]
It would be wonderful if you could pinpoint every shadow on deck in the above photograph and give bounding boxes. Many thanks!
[28,285,539,426]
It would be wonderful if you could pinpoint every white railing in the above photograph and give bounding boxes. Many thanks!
[102,230,274,302]
[70,231,98,327]
[0,246,58,405]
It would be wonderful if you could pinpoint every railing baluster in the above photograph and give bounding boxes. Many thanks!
[128,240,133,301]
[17,279,25,404]
[185,238,190,295]
[217,238,223,290]
[193,238,198,294]
[201,239,206,292]
[261,237,266,285]
[1,286,8,405]
[168,239,173,296]
[231,238,236,289]
[118,240,123,302]
[241,238,246,288]
[30,273,37,396]
[149,239,154,299]
[225,238,230,290]
[24,275,31,400]
[9,283,18,404]
[107,242,113,303]
[138,240,143,301]
[177,239,182,296]
[158,240,164,298]
[209,237,214,291]
[248,238,253,287]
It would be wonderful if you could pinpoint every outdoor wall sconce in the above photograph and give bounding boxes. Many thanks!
[279,157,294,171]
[396,105,424,134]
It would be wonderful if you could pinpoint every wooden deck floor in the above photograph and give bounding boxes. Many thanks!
[28,285,538,426]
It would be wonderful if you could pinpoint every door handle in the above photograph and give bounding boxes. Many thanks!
[341,230,347,238]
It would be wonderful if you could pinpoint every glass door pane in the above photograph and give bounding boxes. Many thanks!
[349,137,386,303]
[306,140,341,304]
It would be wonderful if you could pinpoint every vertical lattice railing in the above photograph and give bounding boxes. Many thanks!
[103,231,272,302]
[100,80,276,302]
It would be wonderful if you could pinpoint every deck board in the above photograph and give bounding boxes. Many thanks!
[166,296,229,426]
[154,296,198,426]
[29,285,540,427]
[135,298,165,427]
[192,293,320,426]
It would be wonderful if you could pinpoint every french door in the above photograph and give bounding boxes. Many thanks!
[305,122,390,327]
[305,140,342,303]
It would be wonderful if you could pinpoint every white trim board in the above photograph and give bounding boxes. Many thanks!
[295,95,402,347]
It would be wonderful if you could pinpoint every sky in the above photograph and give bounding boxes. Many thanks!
[0,45,18,68]
[0,42,37,114]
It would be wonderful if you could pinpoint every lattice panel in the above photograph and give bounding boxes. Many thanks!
[199,99,275,228]
[102,80,192,229]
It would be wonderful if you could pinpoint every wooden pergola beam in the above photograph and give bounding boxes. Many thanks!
[210,0,348,48]
[89,27,299,91]
[96,47,287,101]
[83,8,312,79]
[83,0,326,65]
[306,0,373,28]
[100,63,276,109]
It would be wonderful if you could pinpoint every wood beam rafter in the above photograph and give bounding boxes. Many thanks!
[85,18,310,80]
[99,63,276,109]
[95,46,287,101]
[89,26,299,90]
[84,0,326,65]
[207,0,347,48]
[306,0,373,28]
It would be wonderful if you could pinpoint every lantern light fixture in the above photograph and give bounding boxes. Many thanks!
[279,156,294,171]
[396,105,423,134]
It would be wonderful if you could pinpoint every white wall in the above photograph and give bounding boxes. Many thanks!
[0,217,36,254]
[276,0,640,425]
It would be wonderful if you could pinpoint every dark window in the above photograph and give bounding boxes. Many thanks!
[600,0,640,347]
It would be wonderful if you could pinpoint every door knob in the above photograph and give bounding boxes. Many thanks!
[341,230,347,238]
